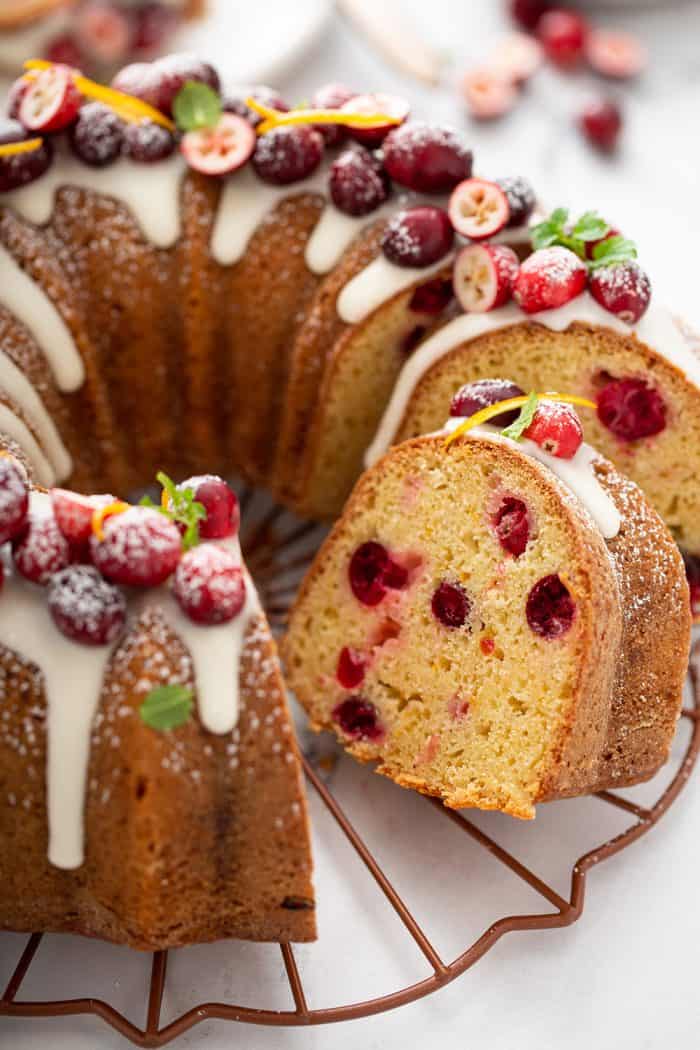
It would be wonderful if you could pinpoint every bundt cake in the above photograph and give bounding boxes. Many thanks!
[0,460,315,948]
[283,392,691,818]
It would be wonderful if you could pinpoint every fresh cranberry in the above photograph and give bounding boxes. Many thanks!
[493,496,530,557]
[586,29,647,80]
[252,125,324,185]
[524,400,583,459]
[409,277,454,315]
[382,122,472,193]
[382,206,454,268]
[526,574,576,638]
[223,85,288,128]
[496,175,536,227]
[0,457,29,545]
[146,53,221,117]
[311,82,355,146]
[589,261,651,324]
[431,581,472,628]
[448,177,510,240]
[340,92,410,148]
[69,103,124,167]
[510,0,551,31]
[179,475,239,540]
[460,68,518,121]
[491,33,544,85]
[51,489,115,546]
[124,120,176,162]
[513,247,587,313]
[596,378,666,441]
[453,243,520,313]
[336,646,366,688]
[578,98,622,151]
[48,565,126,646]
[76,0,132,65]
[13,510,73,584]
[332,696,384,741]
[6,78,30,120]
[382,559,408,590]
[111,62,159,103]
[132,3,179,55]
[683,553,700,619]
[173,545,246,625]
[348,541,407,606]
[19,64,82,134]
[329,146,389,216]
[538,9,588,67]
[43,33,84,69]
[90,506,181,587]
[181,112,255,175]
[0,119,53,191]
[450,378,525,425]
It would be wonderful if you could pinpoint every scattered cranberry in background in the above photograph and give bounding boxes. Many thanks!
[490,32,544,85]
[329,147,389,217]
[69,102,124,167]
[311,82,355,146]
[76,0,132,66]
[524,400,583,459]
[112,61,158,102]
[460,68,518,120]
[0,120,54,192]
[450,378,525,424]
[409,277,454,316]
[340,92,410,148]
[124,120,176,163]
[453,243,520,313]
[183,113,256,175]
[0,457,29,545]
[381,206,454,268]
[336,646,366,689]
[44,32,84,69]
[145,53,221,117]
[589,260,651,323]
[51,489,114,546]
[382,122,473,193]
[510,0,551,31]
[179,475,240,540]
[174,545,246,625]
[13,511,73,585]
[495,175,536,227]
[224,85,288,128]
[578,97,622,151]
[432,581,472,628]
[493,496,531,557]
[348,541,407,606]
[448,177,510,240]
[253,124,324,185]
[683,553,700,619]
[332,696,384,741]
[513,247,587,313]
[537,9,588,68]
[90,506,182,587]
[132,3,180,56]
[596,377,666,441]
[526,573,576,638]
[586,29,647,80]
[48,565,126,646]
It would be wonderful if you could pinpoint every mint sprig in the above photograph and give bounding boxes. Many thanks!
[588,234,638,270]
[531,208,637,269]
[140,471,206,550]
[501,392,539,442]
[173,81,222,132]
[140,684,194,732]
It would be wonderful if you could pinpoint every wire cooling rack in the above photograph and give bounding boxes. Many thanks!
[1,487,698,1048]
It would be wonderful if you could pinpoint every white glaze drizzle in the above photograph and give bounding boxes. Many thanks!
[337,252,454,325]
[0,402,57,485]
[0,348,72,479]
[366,292,700,470]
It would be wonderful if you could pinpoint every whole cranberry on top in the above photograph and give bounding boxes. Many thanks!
[69,102,124,167]
[90,506,182,587]
[589,260,651,324]
[178,475,240,540]
[538,8,588,67]
[0,119,54,192]
[173,544,246,625]
[450,379,525,426]
[48,565,127,646]
[524,400,583,459]
[0,456,29,545]
[381,206,454,268]
[382,121,473,194]
[579,98,623,152]
[13,508,73,585]
[513,247,587,313]
[252,125,324,185]
[329,146,389,217]
[112,54,220,117]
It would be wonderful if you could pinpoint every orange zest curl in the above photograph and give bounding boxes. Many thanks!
[91,500,130,541]
[445,392,596,447]
[0,137,44,157]
[246,96,402,137]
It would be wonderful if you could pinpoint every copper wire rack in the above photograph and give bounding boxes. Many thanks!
[1,486,698,1048]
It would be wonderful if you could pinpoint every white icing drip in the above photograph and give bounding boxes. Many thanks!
[305,197,399,276]
[0,402,56,485]
[443,420,621,538]
[0,243,84,391]
[0,347,72,479]
[366,292,700,469]
[337,252,454,325]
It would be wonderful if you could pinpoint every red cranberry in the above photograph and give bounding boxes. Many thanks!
[0,457,29,545]
[223,85,288,128]
[179,475,239,540]
[538,9,588,67]
[111,62,159,103]
[526,573,576,638]
[683,553,700,619]
[340,92,410,148]
[579,98,622,151]
[181,113,255,176]
[132,3,179,54]
[453,243,520,314]
[124,120,176,163]
[43,33,84,68]
[409,277,454,316]
[51,489,115,547]
[90,506,182,587]
[253,125,324,185]
[589,261,651,324]
[336,646,366,688]
[382,121,473,193]
[431,581,472,628]
[311,82,355,146]
[493,496,530,557]
[0,119,53,192]
[496,175,536,227]
[382,206,454,268]
[510,0,551,31]
[329,146,389,216]
[76,0,131,65]
[69,103,124,167]
[19,64,82,133]
[450,378,525,425]
[460,68,518,121]
[332,696,384,741]
[173,545,246,625]
[348,541,407,606]
[586,29,647,80]
[146,53,221,117]
[448,178,510,240]
[13,510,73,585]
[524,400,583,459]
[513,247,587,313]
[596,378,666,442]
[48,565,127,646]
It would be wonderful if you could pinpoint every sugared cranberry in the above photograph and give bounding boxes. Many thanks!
[173,544,246,625]
[13,510,72,584]
[340,92,410,148]
[538,9,588,67]
[448,178,510,240]
[513,247,587,313]
[111,62,158,103]
[578,98,622,151]
[453,243,519,313]
[6,78,30,120]
[524,399,583,459]
[145,53,221,117]
[48,565,126,646]
[683,553,700,619]
[223,85,288,128]
[382,121,472,193]
[0,457,29,544]
[182,113,255,175]
[19,64,81,134]
[76,0,132,65]
[431,581,472,628]
[586,29,647,80]
[409,277,454,316]
[69,103,124,167]
[596,378,666,442]
[496,175,536,227]
[311,82,355,146]
[450,378,525,425]
[493,496,530,557]
[526,574,576,638]
[252,125,324,185]
[382,206,453,269]
[510,0,551,31]
[132,3,179,55]
[51,489,115,547]
[460,69,518,121]
[179,475,239,540]
[589,261,651,323]
[336,646,366,689]
[491,33,544,85]
[43,33,84,69]
[329,146,389,216]
[124,120,176,162]
[348,541,407,606]
[90,506,181,587]
[0,120,53,192]
[332,696,384,741]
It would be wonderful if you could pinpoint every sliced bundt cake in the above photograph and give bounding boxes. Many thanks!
[283,392,691,818]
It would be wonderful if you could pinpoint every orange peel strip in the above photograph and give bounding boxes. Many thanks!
[445,393,596,447]
[91,500,130,541]
[0,138,44,157]
[246,96,402,136]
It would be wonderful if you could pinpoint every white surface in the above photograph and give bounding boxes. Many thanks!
[2,1,700,1048]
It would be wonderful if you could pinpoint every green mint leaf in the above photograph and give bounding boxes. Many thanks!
[143,472,206,550]
[140,684,194,732]
[572,210,609,242]
[588,235,638,270]
[173,81,222,132]
[501,392,539,442]
[531,207,568,251]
